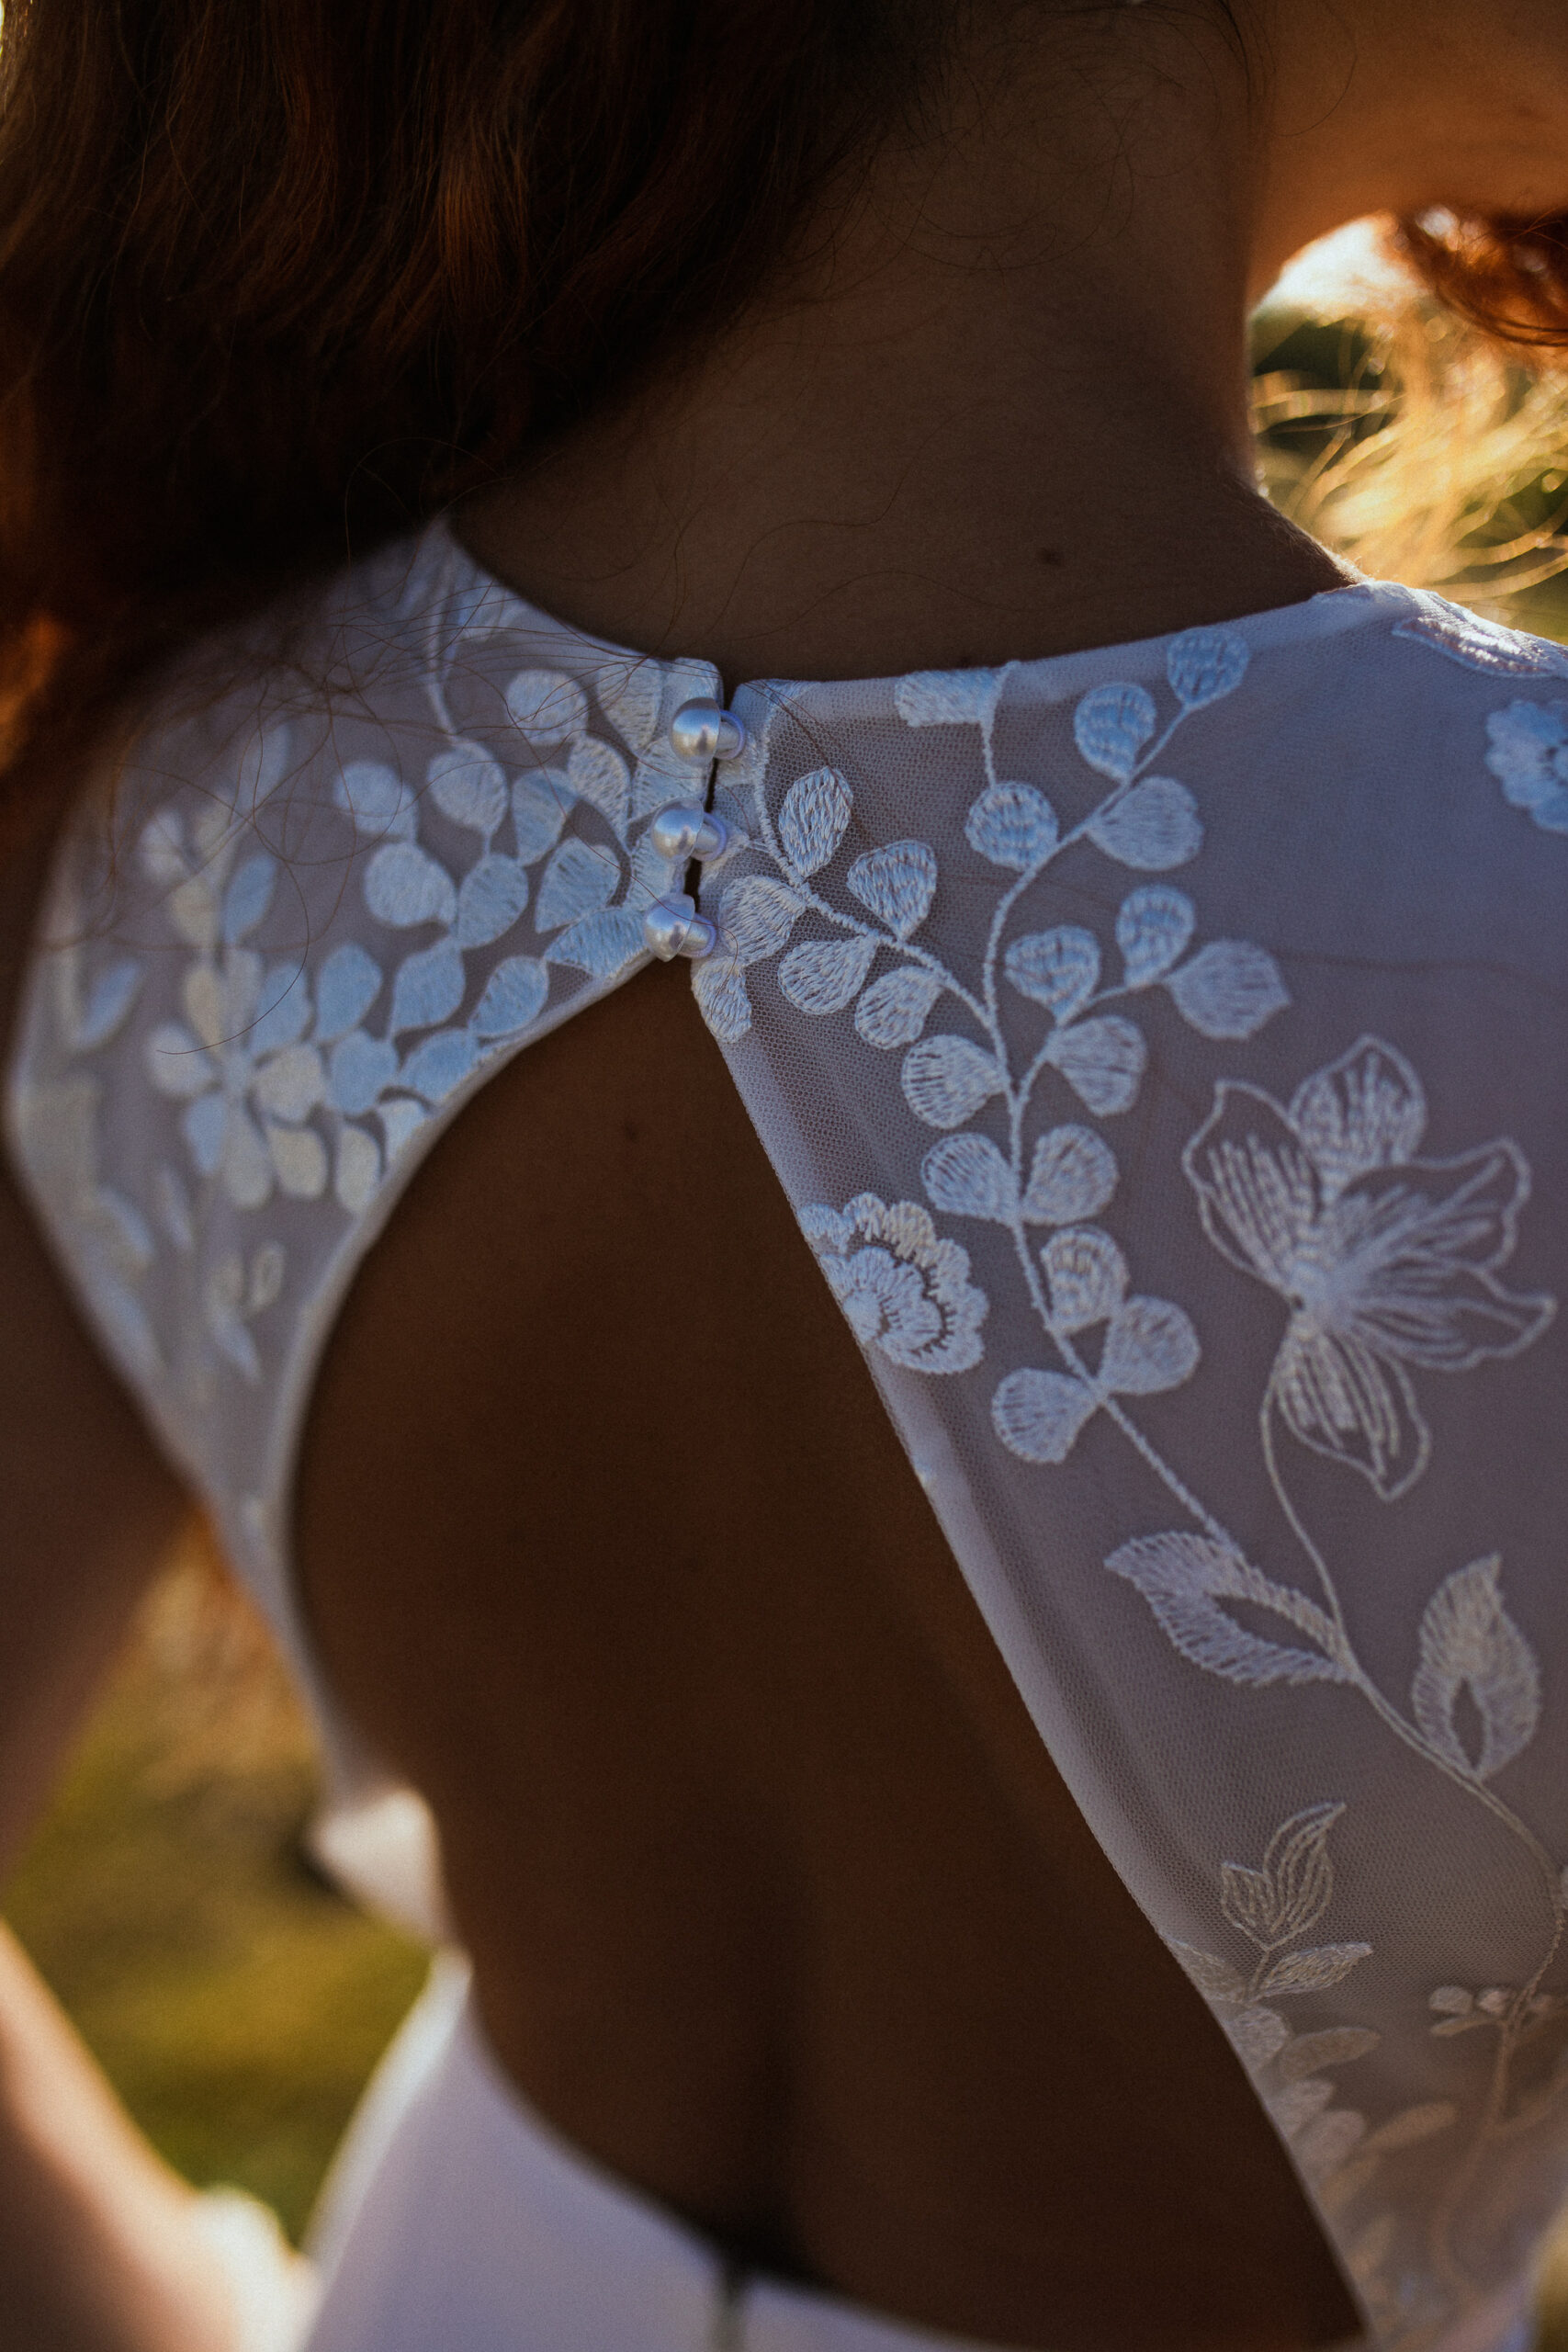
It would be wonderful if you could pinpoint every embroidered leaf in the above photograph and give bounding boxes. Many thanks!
[847,840,938,939]
[964,782,1059,869]
[252,1043,325,1125]
[1086,777,1203,870]
[222,853,278,945]
[378,1097,427,1162]
[720,876,807,965]
[334,1124,381,1213]
[327,1031,400,1116]
[1116,886,1195,988]
[1228,2007,1292,2069]
[778,767,853,874]
[1259,1945,1373,1996]
[267,1123,328,1200]
[1428,1986,1476,2018]
[400,1026,482,1104]
[901,1035,1008,1128]
[567,736,632,837]
[471,956,549,1037]
[1295,2109,1366,2177]
[455,854,531,947]
[1166,940,1290,1039]
[1074,682,1157,782]
[74,958,143,1051]
[1278,2030,1381,2085]
[1043,1227,1127,1331]
[506,668,588,743]
[365,842,458,930]
[1105,1532,1350,1687]
[1288,1035,1426,1195]
[922,1134,1018,1223]
[1412,1555,1540,1781]
[313,944,382,1042]
[779,933,878,1015]
[991,1366,1099,1463]
[1167,1940,1247,2005]
[855,965,943,1049]
[389,940,465,1035]
[545,907,645,980]
[693,956,752,1044]
[1004,927,1100,1020]
[1100,1296,1201,1394]
[335,761,418,842]
[512,771,575,864]
[1022,1126,1118,1225]
[894,669,1004,729]
[251,965,311,1055]
[1220,1804,1344,1948]
[536,837,621,933]
[1167,628,1249,707]
[1362,2101,1457,2154]
[428,741,509,835]
[1271,2078,1335,2137]
[1043,1014,1146,1114]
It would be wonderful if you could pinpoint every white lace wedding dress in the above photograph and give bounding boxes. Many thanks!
[8,519,1568,2352]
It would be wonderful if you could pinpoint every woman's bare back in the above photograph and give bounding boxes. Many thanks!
[295,959,1357,2352]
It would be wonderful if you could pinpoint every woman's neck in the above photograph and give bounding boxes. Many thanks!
[459,11,1349,686]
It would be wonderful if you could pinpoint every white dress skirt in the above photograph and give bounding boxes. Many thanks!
[301,1955,1007,2352]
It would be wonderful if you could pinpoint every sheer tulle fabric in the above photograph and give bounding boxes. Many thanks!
[9,522,1568,2352]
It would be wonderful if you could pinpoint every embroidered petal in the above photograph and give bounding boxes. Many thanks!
[1184,1081,1322,1288]
[1273,1320,1427,1500]
[1290,1036,1426,1196]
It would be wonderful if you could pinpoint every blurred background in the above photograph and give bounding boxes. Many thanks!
[7,214,1568,2329]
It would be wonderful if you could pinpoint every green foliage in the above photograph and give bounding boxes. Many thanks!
[3,1568,429,2242]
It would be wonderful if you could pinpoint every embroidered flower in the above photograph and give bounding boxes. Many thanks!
[1183,1037,1553,1498]
[1483,701,1568,832]
[148,949,326,1209]
[800,1194,987,1374]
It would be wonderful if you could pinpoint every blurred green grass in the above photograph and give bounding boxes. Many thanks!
[2,1549,429,2241]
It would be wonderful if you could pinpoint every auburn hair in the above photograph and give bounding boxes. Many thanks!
[0,1,1560,831]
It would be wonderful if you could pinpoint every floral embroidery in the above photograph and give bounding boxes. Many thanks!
[800,1196,987,1374]
[1483,701,1568,833]
[1174,1804,1456,2335]
[712,611,1564,2346]
[1181,1038,1552,1500]
[708,627,1288,1482]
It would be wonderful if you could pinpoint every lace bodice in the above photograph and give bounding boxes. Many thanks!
[9,521,1568,2352]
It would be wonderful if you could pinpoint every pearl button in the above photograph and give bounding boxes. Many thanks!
[647,803,731,864]
[643,893,717,962]
[669,699,747,763]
